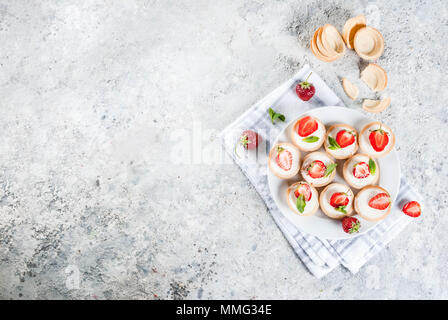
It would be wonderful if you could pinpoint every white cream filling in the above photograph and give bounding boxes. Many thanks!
[291,120,325,150]
[321,184,354,217]
[360,124,393,156]
[355,188,389,219]
[270,144,300,177]
[344,154,378,189]
[325,126,357,158]
[288,186,318,215]
[301,153,334,185]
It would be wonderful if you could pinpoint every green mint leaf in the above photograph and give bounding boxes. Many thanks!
[335,206,347,214]
[324,163,337,177]
[369,159,376,175]
[268,108,285,125]
[296,194,306,213]
[328,136,341,150]
[302,136,319,143]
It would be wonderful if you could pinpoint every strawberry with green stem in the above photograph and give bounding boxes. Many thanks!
[296,72,315,101]
[234,130,260,158]
[342,216,361,234]
[369,125,389,152]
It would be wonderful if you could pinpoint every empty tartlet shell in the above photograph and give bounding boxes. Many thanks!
[310,28,339,62]
[321,24,346,57]
[361,64,388,91]
[342,15,366,49]
[362,97,391,113]
[268,142,300,179]
[342,78,359,100]
[300,152,337,187]
[289,116,326,151]
[354,26,384,60]
[286,181,319,216]
[359,121,395,158]
[354,185,392,221]
[324,124,359,159]
[319,183,355,219]
[342,154,380,189]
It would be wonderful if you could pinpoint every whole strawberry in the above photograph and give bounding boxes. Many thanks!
[341,216,360,234]
[234,130,261,158]
[296,72,315,101]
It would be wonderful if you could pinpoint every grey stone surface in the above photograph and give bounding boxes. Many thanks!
[0,0,447,299]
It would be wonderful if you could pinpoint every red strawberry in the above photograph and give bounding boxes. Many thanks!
[296,72,315,101]
[353,162,370,179]
[276,147,292,171]
[342,216,360,234]
[307,160,326,178]
[294,183,312,201]
[368,193,391,210]
[336,129,355,148]
[402,201,421,217]
[297,116,318,137]
[240,130,260,150]
[369,127,389,152]
[330,192,349,208]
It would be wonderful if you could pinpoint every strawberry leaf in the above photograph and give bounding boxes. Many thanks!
[328,136,341,150]
[302,136,319,143]
[324,163,337,177]
[268,108,285,124]
[369,159,376,175]
[296,194,306,213]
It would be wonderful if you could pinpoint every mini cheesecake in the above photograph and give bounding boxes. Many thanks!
[354,186,392,221]
[324,124,358,159]
[359,121,395,158]
[286,181,319,216]
[319,183,354,219]
[343,154,379,189]
[268,142,300,179]
[289,116,326,151]
[300,152,337,187]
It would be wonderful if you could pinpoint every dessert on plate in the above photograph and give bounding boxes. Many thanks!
[289,115,326,151]
[286,181,319,216]
[359,121,395,158]
[319,183,354,219]
[354,185,392,221]
[324,124,358,159]
[268,143,300,179]
[343,154,379,189]
[300,152,337,187]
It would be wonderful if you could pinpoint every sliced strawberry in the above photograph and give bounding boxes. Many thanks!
[342,216,360,234]
[276,147,292,171]
[336,129,355,148]
[353,162,370,179]
[294,183,312,201]
[330,192,349,208]
[369,128,389,152]
[368,193,391,210]
[402,201,421,217]
[307,160,326,178]
[297,116,318,137]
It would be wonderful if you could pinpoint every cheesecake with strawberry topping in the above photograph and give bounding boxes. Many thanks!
[289,116,326,151]
[300,152,337,187]
[354,186,392,221]
[324,124,358,159]
[359,121,395,158]
[268,143,300,179]
[286,181,319,216]
[319,183,354,219]
[343,154,379,189]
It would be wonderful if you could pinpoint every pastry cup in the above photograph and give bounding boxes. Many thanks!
[342,78,359,100]
[300,152,337,187]
[289,116,326,152]
[354,26,384,60]
[354,185,392,221]
[361,63,388,91]
[286,181,319,216]
[321,24,346,57]
[319,183,355,219]
[310,28,339,62]
[362,97,391,113]
[359,121,395,158]
[342,154,380,189]
[342,15,366,49]
[268,142,301,179]
[324,124,358,159]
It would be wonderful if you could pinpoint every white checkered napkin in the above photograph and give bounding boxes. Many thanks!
[220,65,420,278]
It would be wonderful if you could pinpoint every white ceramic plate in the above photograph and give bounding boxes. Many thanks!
[267,106,400,240]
